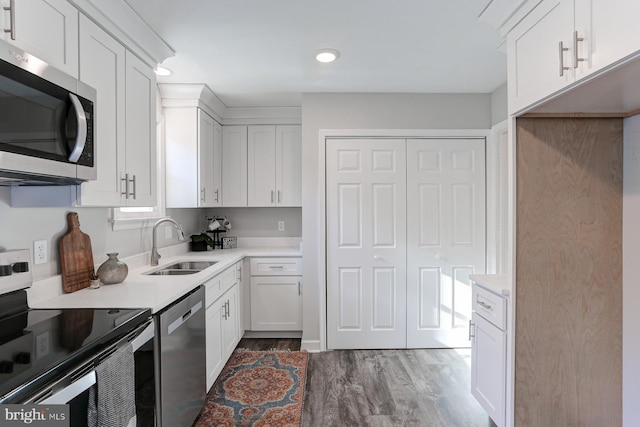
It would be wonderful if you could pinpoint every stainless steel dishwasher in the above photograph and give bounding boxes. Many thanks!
[155,286,206,427]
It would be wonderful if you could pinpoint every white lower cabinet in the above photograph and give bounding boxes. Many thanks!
[470,284,507,427]
[205,263,241,391]
[249,258,302,331]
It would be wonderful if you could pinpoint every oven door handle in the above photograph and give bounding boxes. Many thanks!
[39,371,96,405]
[131,321,154,351]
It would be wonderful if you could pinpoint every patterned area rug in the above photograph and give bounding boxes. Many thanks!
[195,350,308,427]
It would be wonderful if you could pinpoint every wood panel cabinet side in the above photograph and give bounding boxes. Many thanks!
[514,117,622,426]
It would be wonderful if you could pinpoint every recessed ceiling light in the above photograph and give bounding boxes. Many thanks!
[316,49,340,63]
[155,66,172,76]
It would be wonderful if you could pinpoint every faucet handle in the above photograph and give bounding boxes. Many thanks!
[176,225,185,241]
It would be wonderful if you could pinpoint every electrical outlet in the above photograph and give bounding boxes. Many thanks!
[278,220,285,232]
[165,226,172,239]
[36,332,50,359]
[34,240,47,264]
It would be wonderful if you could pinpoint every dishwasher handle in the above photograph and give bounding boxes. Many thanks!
[167,300,202,335]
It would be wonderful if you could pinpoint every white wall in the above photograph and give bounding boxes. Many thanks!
[205,207,302,237]
[623,114,640,426]
[300,92,493,350]
[491,83,508,125]
[0,189,202,280]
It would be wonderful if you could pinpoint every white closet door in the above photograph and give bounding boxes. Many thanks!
[406,138,486,348]
[326,139,407,349]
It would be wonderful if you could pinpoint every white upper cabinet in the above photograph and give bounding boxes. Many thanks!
[76,16,156,207]
[508,0,573,113]
[124,51,156,206]
[574,0,640,80]
[0,0,78,77]
[165,108,222,208]
[508,0,640,113]
[76,15,125,206]
[247,125,301,207]
[222,125,248,207]
[276,125,302,207]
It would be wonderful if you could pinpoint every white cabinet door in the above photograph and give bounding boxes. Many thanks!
[212,120,223,207]
[205,297,225,391]
[574,0,640,80]
[247,125,302,207]
[276,125,302,207]
[198,110,218,207]
[222,126,248,206]
[124,50,156,206]
[248,125,277,206]
[250,276,301,331]
[76,15,126,206]
[471,312,506,427]
[406,139,486,348]
[221,284,239,357]
[326,139,407,349]
[1,0,78,77]
[507,0,574,113]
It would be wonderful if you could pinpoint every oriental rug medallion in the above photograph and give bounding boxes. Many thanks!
[194,350,308,427]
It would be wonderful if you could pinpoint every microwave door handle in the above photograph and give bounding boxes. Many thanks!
[67,93,87,163]
[39,370,96,405]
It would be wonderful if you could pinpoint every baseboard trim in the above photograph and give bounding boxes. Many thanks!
[243,330,302,339]
[301,340,323,353]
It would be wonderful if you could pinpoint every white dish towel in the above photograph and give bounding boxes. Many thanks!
[87,343,136,427]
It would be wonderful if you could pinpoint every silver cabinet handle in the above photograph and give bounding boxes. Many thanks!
[271,190,274,204]
[559,41,570,76]
[478,301,493,311]
[121,173,130,199]
[67,94,87,163]
[468,320,475,341]
[222,302,227,320]
[129,175,136,199]
[573,30,585,68]
[3,0,15,40]
[225,300,230,318]
[298,281,301,296]
[201,187,205,203]
[278,190,281,203]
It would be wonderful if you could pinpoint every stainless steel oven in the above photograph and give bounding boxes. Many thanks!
[0,38,96,185]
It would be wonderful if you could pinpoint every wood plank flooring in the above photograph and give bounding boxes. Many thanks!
[237,339,495,427]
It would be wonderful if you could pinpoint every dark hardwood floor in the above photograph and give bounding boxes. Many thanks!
[237,339,495,427]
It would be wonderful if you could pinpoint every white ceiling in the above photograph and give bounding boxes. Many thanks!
[125,0,506,108]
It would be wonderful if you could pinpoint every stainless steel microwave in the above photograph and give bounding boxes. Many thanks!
[0,38,96,185]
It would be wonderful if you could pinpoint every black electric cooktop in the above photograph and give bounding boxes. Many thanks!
[0,290,150,403]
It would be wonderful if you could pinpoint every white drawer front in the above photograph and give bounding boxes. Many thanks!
[250,257,302,276]
[472,284,507,330]
[205,276,221,308]
[219,266,237,294]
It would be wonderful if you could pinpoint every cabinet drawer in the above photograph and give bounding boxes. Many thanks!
[204,275,221,308]
[472,284,507,330]
[250,257,302,276]
[219,265,236,294]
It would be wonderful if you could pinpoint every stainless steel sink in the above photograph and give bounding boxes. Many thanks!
[144,260,218,276]
[164,261,218,270]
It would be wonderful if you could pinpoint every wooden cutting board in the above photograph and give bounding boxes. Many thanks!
[59,212,94,293]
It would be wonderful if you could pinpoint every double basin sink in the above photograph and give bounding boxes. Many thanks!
[145,260,218,276]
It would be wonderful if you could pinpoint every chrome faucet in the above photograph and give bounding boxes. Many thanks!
[151,218,185,266]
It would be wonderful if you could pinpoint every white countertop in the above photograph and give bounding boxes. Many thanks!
[29,245,301,314]
[469,274,510,296]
